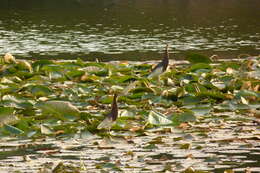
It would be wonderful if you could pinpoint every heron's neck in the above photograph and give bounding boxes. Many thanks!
[111,97,118,120]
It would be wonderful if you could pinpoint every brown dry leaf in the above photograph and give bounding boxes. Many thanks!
[247,96,257,102]
[252,110,260,119]
[224,169,234,173]
[225,94,234,99]
[183,166,195,173]
[120,61,129,65]
[178,123,190,129]
[247,60,254,70]
[45,150,60,155]
[80,73,88,81]
[245,167,252,173]
[210,54,219,61]
[165,105,179,115]
[4,53,17,64]
[226,67,234,74]
[254,84,259,92]
[241,81,252,90]
[186,153,194,159]
[212,68,222,74]
[55,130,65,135]
[129,126,144,132]
[85,105,98,110]
[0,65,7,72]
[98,138,115,149]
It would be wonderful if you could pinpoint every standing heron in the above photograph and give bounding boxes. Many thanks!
[121,44,170,95]
[97,93,118,130]
[148,44,169,78]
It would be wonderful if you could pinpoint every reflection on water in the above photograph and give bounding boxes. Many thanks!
[0,0,259,61]
[0,129,259,172]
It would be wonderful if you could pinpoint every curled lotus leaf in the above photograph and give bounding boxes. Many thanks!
[148,110,172,125]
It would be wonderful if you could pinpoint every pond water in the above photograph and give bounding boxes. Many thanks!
[0,117,259,172]
[0,0,259,61]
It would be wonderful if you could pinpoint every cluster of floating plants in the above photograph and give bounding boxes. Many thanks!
[0,52,259,172]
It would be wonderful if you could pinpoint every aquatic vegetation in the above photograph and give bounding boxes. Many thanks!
[0,53,259,172]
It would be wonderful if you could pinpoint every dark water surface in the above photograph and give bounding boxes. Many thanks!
[0,0,259,61]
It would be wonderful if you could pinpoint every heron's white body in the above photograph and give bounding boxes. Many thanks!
[148,66,163,78]
[97,116,115,129]
[121,80,139,95]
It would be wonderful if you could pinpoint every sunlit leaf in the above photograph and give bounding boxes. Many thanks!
[0,107,16,126]
[40,124,53,135]
[148,110,172,125]
[3,53,16,64]
[17,60,33,72]
[36,101,80,120]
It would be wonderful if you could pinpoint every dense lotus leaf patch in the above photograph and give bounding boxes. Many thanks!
[0,56,259,138]
[0,55,259,141]
[0,55,259,172]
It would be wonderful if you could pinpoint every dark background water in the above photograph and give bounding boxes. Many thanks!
[0,0,259,61]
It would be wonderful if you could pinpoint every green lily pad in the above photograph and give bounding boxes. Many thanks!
[3,124,24,135]
[189,63,212,72]
[172,111,196,125]
[186,53,212,64]
[28,85,53,97]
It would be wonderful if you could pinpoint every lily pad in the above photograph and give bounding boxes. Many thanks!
[36,100,80,120]
[0,107,16,126]
[186,53,212,64]
[148,110,172,125]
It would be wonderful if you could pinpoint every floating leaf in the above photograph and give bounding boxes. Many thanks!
[2,95,34,110]
[148,110,172,125]
[149,153,174,160]
[3,124,24,135]
[240,96,249,105]
[189,63,212,72]
[17,60,33,72]
[132,87,154,94]
[179,143,191,149]
[36,101,80,120]
[66,69,85,79]
[29,85,53,97]
[190,107,211,116]
[0,107,16,126]
[235,90,259,98]
[32,59,53,69]
[172,111,196,125]
[40,124,53,135]
[182,96,202,105]
[186,53,212,64]
[119,109,135,117]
